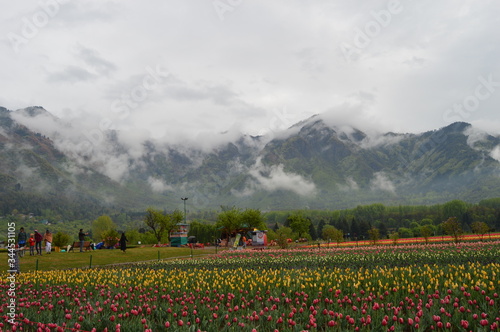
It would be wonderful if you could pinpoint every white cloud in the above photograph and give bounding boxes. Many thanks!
[241,158,317,196]
[360,133,409,149]
[147,177,174,193]
[491,145,500,162]
[14,163,36,179]
[370,172,396,193]
[464,126,487,148]
[11,108,134,181]
[339,176,359,191]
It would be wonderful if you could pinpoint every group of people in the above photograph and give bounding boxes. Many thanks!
[16,228,129,254]
[17,227,52,256]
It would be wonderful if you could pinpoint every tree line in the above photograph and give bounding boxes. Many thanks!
[3,198,500,248]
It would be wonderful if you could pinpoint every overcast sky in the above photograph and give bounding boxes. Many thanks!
[1,0,500,147]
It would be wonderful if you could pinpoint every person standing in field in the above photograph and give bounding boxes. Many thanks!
[78,229,87,252]
[28,234,35,256]
[119,232,128,252]
[34,230,43,255]
[17,227,27,257]
[43,229,53,254]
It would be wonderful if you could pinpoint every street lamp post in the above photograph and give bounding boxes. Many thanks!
[181,197,190,257]
[181,197,188,223]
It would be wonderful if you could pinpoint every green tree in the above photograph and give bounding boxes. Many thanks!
[441,217,463,244]
[471,221,490,241]
[124,229,141,245]
[420,218,434,226]
[288,212,310,239]
[379,222,388,238]
[442,200,468,222]
[322,225,343,245]
[358,220,370,239]
[479,197,500,209]
[240,208,266,230]
[188,220,218,244]
[91,215,117,242]
[216,207,242,246]
[144,208,183,244]
[144,208,166,244]
[351,218,360,238]
[309,222,317,240]
[398,227,413,238]
[140,231,158,245]
[317,220,326,238]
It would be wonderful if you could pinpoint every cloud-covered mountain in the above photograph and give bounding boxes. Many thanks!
[1,106,499,217]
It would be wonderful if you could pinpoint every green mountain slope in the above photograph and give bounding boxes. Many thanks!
[1,107,499,217]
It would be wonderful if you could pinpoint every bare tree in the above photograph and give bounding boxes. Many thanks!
[368,227,380,245]
[441,217,463,244]
[471,221,489,241]
[389,232,399,246]
[420,225,433,244]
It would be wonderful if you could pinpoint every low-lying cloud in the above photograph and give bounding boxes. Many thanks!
[370,172,396,193]
[339,176,360,191]
[491,145,500,162]
[239,158,317,197]
[147,176,174,193]
[465,126,488,149]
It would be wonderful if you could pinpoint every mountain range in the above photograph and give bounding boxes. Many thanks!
[1,106,500,218]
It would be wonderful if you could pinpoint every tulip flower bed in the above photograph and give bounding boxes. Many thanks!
[2,242,500,331]
[146,241,500,271]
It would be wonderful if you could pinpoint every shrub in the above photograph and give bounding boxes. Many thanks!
[276,227,293,249]
[52,232,71,247]
[102,229,120,247]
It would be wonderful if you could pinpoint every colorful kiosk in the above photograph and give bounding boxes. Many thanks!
[251,230,267,247]
[170,223,189,247]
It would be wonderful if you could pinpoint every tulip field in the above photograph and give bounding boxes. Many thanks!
[2,242,500,331]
